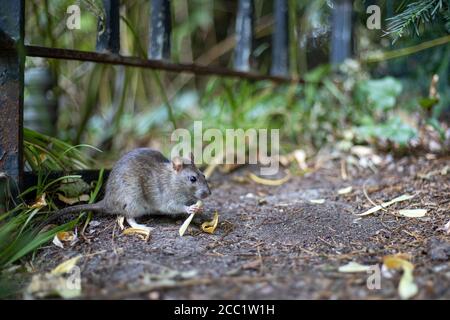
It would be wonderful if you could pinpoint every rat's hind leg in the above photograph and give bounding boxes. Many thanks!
[126,217,154,232]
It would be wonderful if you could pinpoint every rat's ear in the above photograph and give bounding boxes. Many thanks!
[172,157,184,172]
[189,152,194,164]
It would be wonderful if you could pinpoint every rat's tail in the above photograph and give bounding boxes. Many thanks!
[37,201,105,229]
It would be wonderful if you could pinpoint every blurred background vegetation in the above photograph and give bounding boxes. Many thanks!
[23,0,450,167]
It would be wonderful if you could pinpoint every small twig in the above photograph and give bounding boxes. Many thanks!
[362,179,388,213]
[257,245,264,275]
[340,159,348,180]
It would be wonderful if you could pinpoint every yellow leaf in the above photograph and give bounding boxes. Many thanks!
[122,227,150,241]
[51,255,82,275]
[398,209,427,218]
[356,194,415,216]
[248,171,290,186]
[201,212,219,234]
[338,186,353,195]
[30,193,47,209]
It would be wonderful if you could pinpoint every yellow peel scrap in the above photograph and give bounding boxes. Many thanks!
[201,212,219,234]
[383,255,418,300]
[356,194,415,216]
[51,255,82,275]
[248,172,290,186]
[122,228,150,241]
[52,231,77,249]
[30,193,47,209]
[179,200,203,237]
[179,213,195,237]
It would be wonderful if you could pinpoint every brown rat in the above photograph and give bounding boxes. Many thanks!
[45,148,211,231]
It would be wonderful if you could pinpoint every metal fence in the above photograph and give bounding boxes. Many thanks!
[0,0,353,192]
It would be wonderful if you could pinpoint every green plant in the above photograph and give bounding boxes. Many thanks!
[385,0,449,43]
[0,129,103,297]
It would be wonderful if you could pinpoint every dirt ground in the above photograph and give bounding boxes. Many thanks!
[31,154,449,299]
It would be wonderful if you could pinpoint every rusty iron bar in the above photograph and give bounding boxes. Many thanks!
[25,45,303,84]
[149,0,172,60]
[0,0,25,193]
[96,0,121,54]
[271,0,289,76]
[234,0,254,72]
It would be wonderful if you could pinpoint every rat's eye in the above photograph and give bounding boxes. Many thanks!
[189,176,197,183]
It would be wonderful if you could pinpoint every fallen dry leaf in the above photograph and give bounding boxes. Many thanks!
[398,209,427,218]
[201,211,219,234]
[30,193,47,209]
[338,261,372,273]
[51,255,82,275]
[356,194,415,216]
[383,255,418,300]
[310,199,325,204]
[122,227,150,241]
[248,171,290,186]
[338,186,353,195]
[57,193,90,205]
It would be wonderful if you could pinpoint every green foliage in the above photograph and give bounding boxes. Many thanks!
[355,117,417,147]
[24,128,98,172]
[0,130,103,298]
[385,0,449,43]
[356,77,403,111]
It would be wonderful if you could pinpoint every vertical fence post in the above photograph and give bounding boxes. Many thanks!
[234,0,254,72]
[0,0,24,196]
[96,0,121,54]
[330,0,353,65]
[149,0,172,60]
[271,0,289,76]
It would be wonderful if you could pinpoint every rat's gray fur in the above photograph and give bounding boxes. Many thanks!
[44,148,211,225]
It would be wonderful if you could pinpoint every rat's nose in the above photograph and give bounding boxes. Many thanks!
[200,189,211,199]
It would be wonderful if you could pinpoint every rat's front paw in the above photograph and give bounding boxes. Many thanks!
[184,203,203,215]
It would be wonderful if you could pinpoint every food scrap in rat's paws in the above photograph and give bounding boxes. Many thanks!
[44,148,212,233]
